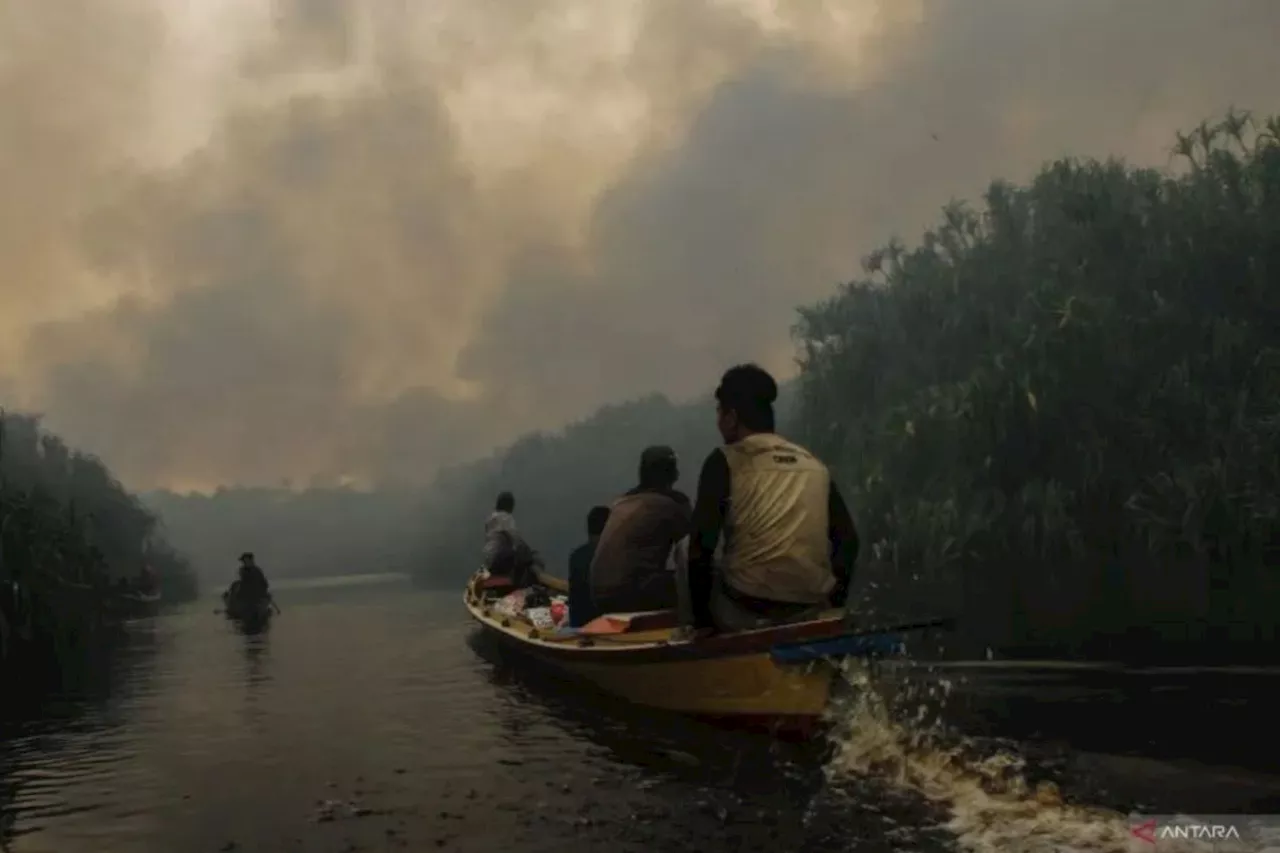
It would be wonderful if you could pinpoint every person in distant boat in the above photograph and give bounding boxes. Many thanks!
[137,563,158,594]
[236,552,270,601]
[589,446,692,616]
[489,530,543,588]
[482,491,518,572]
[567,505,611,628]
[685,364,859,634]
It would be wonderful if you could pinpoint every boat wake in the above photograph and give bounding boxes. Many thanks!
[821,664,1263,853]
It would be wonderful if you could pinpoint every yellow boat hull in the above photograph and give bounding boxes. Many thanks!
[464,576,845,737]
[553,649,835,718]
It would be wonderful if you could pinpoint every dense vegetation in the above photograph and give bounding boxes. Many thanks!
[0,412,197,671]
[406,111,1279,662]
[794,110,1280,660]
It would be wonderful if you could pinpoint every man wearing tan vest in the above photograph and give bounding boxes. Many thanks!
[685,364,859,633]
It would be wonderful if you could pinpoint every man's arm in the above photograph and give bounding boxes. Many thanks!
[827,481,859,607]
[687,449,730,629]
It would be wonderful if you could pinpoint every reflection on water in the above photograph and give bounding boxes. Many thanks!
[241,632,270,686]
[0,583,1276,853]
[467,630,835,805]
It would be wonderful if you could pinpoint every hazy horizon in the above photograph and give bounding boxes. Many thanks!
[4,0,1280,495]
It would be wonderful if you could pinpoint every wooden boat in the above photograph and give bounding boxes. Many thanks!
[113,590,162,620]
[532,569,568,595]
[464,571,947,738]
[222,590,275,626]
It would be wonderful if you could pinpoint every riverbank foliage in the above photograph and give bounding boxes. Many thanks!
[794,110,1280,660]
[0,412,198,667]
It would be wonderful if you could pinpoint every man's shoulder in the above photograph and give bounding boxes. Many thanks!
[694,447,731,485]
[700,447,727,464]
[771,434,824,461]
[648,487,692,511]
[651,489,692,520]
[623,486,689,505]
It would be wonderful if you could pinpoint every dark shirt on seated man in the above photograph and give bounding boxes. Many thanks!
[236,552,271,600]
[589,446,692,617]
[567,505,611,628]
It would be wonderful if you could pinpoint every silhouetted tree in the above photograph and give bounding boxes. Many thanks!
[1,411,198,669]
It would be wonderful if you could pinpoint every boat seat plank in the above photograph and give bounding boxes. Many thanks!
[581,609,679,635]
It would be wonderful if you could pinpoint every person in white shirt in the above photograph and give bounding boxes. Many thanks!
[481,491,517,572]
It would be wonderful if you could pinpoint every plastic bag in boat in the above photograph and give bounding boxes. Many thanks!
[525,607,555,630]
[493,588,529,618]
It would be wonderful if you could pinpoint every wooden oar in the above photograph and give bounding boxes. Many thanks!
[533,570,569,594]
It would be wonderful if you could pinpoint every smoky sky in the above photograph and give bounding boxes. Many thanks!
[4,0,1279,491]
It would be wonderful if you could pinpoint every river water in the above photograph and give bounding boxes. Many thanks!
[1,576,1277,853]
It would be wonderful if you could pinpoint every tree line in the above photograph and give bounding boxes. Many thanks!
[0,411,198,673]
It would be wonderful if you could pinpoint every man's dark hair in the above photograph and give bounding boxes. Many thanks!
[638,445,678,489]
[495,491,515,513]
[586,505,610,536]
[715,363,777,432]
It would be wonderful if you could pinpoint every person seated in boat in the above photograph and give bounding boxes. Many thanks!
[567,505,611,628]
[685,364,859,634]
[235,552,271,601]
[137,564,158,594]
[488,528,544,589]
[589,446,692,616]
[481,491,517,573]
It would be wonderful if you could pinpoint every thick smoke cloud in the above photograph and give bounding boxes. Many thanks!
[0,0,160,362]
[4,0,1280,490]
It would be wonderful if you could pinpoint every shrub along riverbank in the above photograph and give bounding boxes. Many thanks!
[0,412,198,684]
[793,110,1279,661]
[412,111,1280,664]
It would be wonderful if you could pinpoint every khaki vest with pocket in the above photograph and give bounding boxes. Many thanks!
[720,433,834,605]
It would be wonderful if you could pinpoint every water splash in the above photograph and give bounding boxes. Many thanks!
[821,662,1259,853]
